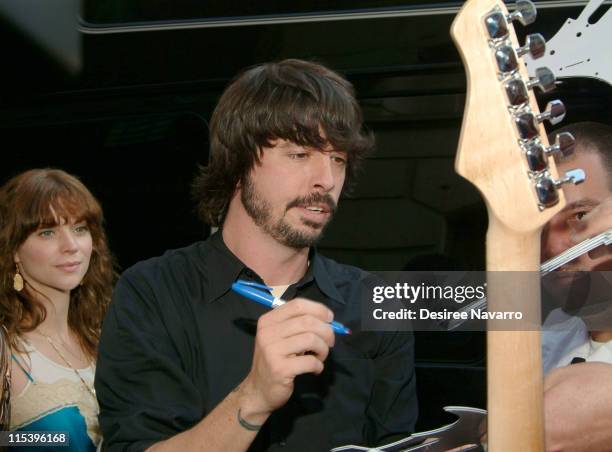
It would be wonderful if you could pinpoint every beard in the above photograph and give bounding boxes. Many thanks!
[240,176,337,249]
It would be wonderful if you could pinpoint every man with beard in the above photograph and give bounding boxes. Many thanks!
[95,60,417,451]
[540,122,612,451]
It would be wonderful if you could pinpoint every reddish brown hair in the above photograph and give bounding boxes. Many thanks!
[0,169,116,360]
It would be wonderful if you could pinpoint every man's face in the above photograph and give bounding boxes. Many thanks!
[541,150,611,270]
[240,138,347,249]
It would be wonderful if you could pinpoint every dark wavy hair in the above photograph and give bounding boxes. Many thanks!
[192,59,375,226]
[0,169,116,360]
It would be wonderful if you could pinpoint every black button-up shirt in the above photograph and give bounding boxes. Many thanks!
[96,232,417,451]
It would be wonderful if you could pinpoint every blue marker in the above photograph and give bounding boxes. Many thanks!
[231,279,352,335]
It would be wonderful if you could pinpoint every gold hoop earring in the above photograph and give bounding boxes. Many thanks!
[13,265,24,292]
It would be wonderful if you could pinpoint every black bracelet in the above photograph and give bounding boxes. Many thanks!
[237,408,263,431]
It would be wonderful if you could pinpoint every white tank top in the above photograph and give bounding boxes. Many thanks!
[10,339,100,447]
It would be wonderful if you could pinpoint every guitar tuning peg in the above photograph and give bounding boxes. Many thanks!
[515,112,539,140]
[545,132,576,157]
[504,68,556,107]
[486,0,537,40]
[507,0,537,26]
[485,11,509,40]
[505,78,529,106]
[535,169,585,208]
[536,100,566,125]
[535,176,560,207]
[524,141,548,172]
[523,133,576,173]
[526,67,555,92]
[514,101,567,141]
[556,168,586,187]
[517,33,546,59]
[495,45,519,73]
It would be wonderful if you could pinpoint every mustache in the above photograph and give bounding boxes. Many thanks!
[286,193,337,214]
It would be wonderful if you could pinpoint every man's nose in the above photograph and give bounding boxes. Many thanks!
[311,154,335,192]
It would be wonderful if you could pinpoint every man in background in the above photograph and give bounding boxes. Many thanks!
[540,121,612,451]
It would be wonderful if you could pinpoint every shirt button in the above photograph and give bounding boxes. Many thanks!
[278,440,287,447]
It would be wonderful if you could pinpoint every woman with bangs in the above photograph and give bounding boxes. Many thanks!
[0,168,115,451]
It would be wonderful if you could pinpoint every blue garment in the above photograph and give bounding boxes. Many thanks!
[10,405,96,452]
[9,345,100,452]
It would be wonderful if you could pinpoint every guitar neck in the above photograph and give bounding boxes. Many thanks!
[487,222,541,272]
[486,220,544,451]
[450,0,570,448]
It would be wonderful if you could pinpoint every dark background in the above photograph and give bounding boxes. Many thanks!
[2,0,610,430]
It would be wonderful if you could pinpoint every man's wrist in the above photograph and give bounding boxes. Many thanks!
[232,381,271,428]
[237,408,263,431]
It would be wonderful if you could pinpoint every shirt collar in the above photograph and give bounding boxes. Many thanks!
[203,231,346,306]
[306,248,346,305]
[202,231,246,303]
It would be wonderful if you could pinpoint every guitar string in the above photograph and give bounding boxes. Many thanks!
[447,229,612,329]
[541,228,612,273]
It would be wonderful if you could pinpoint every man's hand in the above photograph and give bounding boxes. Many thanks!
[544,362,612,452]
[571,196,612,267]
[237,298,335,424]
[147,298,336,452]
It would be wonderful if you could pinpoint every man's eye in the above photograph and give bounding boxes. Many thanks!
[332,155,347,165]
[38,230,54,238]
[575,211,587,220]
[290,153,308,159]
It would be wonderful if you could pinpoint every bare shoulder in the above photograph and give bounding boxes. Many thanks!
[9,351,32,396]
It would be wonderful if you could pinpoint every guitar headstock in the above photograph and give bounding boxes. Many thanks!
[451,0,585,233]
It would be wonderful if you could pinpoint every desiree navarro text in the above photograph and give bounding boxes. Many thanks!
[372,308,523,320]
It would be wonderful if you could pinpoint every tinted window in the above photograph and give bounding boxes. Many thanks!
[83,0,462,24]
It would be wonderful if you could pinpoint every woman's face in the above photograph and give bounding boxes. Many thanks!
[14,217,93,298]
